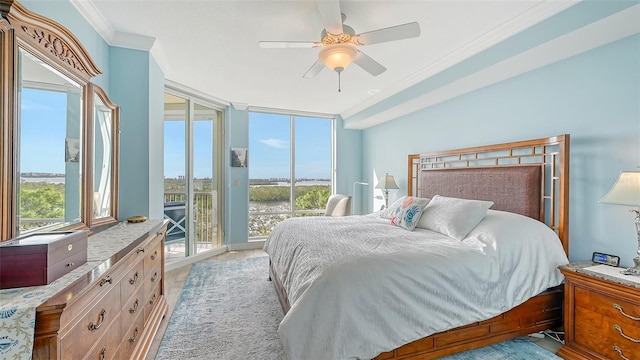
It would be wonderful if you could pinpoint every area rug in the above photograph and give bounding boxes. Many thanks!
[156,256,561,360]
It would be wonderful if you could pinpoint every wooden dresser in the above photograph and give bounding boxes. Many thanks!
[558,263,640,360]
[31,221,168,360]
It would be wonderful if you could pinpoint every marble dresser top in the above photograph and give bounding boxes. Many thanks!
[0,219,166,360]
[559,261,640,290]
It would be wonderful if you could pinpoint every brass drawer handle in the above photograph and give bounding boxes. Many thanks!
[151,250,158,261]
[99,276,112,287]
[136,247,145,254]
[613,304,640,321]
[129,326,139,343]
[99,347,107,360]
[149,293,157,305]
[88,309,106,331]
[129,271,139,285]
[129,299,139,314]
[67,262,75,267]
[151,272,158,283]
[614,346,630,360]
[613,325,640,343]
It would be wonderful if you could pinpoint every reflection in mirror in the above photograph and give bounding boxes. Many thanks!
[17,48,83,234]
[92,88,116,220]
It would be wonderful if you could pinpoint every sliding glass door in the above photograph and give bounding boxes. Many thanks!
[164,91,223,263]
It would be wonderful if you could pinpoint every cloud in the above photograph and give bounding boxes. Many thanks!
[259,138,288,149]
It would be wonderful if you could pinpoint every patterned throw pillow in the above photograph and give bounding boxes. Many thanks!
[390,197,430,231]
[379,196,408,219]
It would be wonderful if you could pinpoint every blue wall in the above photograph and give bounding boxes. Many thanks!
[360,34,640,266]
[226,107,250,244]
[109,48,151,220]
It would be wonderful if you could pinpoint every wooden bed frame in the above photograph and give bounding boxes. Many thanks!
[269,134,570,359]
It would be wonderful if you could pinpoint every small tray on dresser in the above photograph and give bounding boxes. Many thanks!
[0,230,88,289]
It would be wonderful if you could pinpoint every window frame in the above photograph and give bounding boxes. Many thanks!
[248,107,335,239]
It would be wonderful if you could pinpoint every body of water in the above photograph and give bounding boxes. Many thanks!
[21,177,65,184]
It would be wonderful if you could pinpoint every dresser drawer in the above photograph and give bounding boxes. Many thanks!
[121,259,145,305]
[575,306,640,359]
[119,310,145,359]
[60,284,121,358]
[575,286,640,326]
[120,284,144,335]
[144,280,162,324]
[59,266,128,329]
[144,237,162,276]
[82,312,121,360]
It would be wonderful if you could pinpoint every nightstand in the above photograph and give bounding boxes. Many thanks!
[557,262,640,360]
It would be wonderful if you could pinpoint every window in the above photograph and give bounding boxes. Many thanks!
[248,111,334,238]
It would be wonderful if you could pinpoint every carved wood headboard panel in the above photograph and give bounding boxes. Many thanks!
[408,134,570,255]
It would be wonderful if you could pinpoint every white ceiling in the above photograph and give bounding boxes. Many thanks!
[72,0,578,119]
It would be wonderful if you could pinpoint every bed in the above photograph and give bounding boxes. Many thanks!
[264,135,570,360]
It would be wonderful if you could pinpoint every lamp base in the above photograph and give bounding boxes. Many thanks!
[621,257,640,276]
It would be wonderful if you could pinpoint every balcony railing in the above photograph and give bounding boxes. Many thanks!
[163,192,217,244]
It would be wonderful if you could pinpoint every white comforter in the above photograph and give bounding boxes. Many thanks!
[263,210,569,360]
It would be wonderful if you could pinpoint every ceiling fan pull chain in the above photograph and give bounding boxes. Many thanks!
[338,71,341,93]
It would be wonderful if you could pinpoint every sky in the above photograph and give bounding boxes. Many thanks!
[20,88,68,174]
[164,111,332,180]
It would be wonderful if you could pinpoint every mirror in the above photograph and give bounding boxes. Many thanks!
[90,84,119,225]
[1,1,109,240]
[16,47,84,234]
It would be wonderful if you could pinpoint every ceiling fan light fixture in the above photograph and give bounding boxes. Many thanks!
[318,43,357,72]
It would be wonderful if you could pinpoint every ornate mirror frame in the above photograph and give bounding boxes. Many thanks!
[86,83,119,228]
[0,1,119,240]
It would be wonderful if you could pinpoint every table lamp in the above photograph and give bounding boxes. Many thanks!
[600,171,640,276]
[375,173,399,209]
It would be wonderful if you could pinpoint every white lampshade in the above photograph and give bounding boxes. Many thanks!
[375,173,399,190]
[318,43,357,72]
[600,171,640,206]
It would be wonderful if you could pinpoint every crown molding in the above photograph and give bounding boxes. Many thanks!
[340,0,580,121]
[69,0,115,42]
[343,4,640,130]
[70,0,156,52]
[111,31,155,51]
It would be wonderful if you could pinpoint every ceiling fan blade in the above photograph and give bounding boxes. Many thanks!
[303,60,325,79]
[316,0,343,35]
[259,41,319,49]
[354,22,420,46]
[353,51,386,76]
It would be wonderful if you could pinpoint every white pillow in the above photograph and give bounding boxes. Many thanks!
[417,195,493,240]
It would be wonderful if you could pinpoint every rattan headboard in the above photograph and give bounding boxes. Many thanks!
[408,135,570,255]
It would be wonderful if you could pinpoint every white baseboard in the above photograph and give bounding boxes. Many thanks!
[164,241,265,272]
[165,245,228,272]
[228,241,265,251]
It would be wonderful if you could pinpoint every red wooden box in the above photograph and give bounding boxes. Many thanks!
[0,230,88,289]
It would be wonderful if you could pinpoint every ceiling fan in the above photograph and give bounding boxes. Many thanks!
[259,0,420,90]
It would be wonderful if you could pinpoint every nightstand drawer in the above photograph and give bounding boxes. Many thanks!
[575,307,640,359]
[575,287,640,326]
